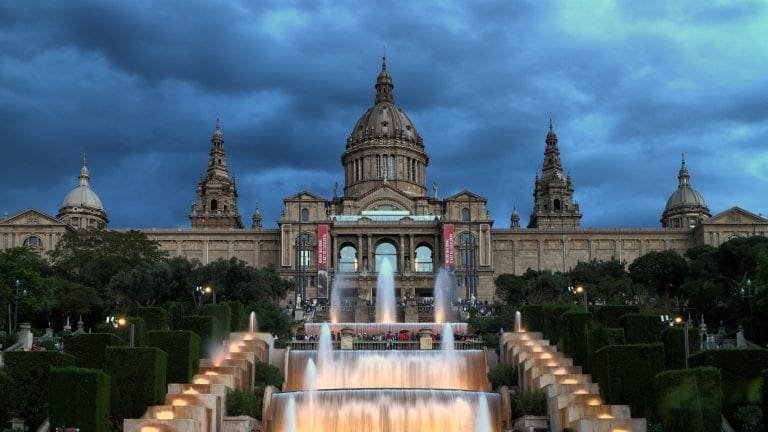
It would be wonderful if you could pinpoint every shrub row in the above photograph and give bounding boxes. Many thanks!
[226,300,245,332]
[202,304,232,341]
[593,343,665,418]
[560,310,592,372]
[105,347,167,422]
[147,330,200,383]
[3,351,75,428]
[63,333,125,369]
[487,363,518,389]
[49,367,111,432]
[655,367,722,432]
[689,349,768,417]
[595,305,639,327]
[181,315,217,358]
[660,325,700,370]
[586,325,625,375]
[620,313,665,344]
[136,307,170,331]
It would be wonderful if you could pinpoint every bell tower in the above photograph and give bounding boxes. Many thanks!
[189,119,244,229]
[528,121,582,229]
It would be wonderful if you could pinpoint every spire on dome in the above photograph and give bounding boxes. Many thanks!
[375,56,394,104]
[79,154,90,186]
[678,153,690,186]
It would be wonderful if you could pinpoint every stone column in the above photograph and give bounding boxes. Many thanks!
[399,234,405,272]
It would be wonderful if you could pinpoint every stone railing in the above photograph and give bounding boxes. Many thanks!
[287,340,485,350]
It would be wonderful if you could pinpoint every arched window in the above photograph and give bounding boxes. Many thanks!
[339,245,358,272]
[23,235,43,249]
[211,199,218,211]
[458,232,476,267]
[414,244,433,272]
[461,207,470,222]
[554,199,561,211]
[296,233,312,267]
[301,208,309,222]
[375,241,397,272]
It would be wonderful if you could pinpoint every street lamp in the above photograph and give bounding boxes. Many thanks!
[673,315,690,368]
[568,285,587,310]
[14,280,28,332]
[196,285,215,307]
[740,278,756,315]
[108,316,134,347]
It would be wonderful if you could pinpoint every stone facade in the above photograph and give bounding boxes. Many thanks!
[2,61,767,304]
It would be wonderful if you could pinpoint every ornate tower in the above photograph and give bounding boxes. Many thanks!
[58,156,108,229]
[190,120,243,229]
[510,203,521,229]
[661,155,710,228]
[528,121,582,229]
[341,57,429,199]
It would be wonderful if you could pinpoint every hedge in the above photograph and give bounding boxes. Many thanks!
[510,389,548,418]
[226,387,264,419]
[147,330,201,384]
[226,301,245,332]
[63,333,126,369]
[560,310,592,371]
[520,305,544,332]
[105,347,168,422]
[542,304,578,345]
[111,316,147,347]
[165,301,190,330]
[587,325,625,374]
[763,369,768,430]
[136,307,170,331]
[202,304,232,341]
[593,343,665,418]
[0,370,11,430]
[620,313,665,344]
[254,361,283,387]
[655,367,722,432]
[181,315,218,358]
[661,326,700,370]
[689,349,768,417]
[4,351,76,428]
[596,305,640,327]
[49,367,111,432]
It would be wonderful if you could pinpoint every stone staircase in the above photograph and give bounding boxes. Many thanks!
[123,331,272,432]
[501,331,647,432]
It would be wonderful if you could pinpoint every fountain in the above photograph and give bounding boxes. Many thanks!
[433,267,452,323]
[267,263,504,432]
[515,310,522,332]
[249,311,258,334]
[329,273,351,324]
[375,260,396,323]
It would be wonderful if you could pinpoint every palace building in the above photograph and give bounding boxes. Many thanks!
[3,59,767,304]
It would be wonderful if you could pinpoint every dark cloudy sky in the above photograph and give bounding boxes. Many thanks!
[2,1,766,229]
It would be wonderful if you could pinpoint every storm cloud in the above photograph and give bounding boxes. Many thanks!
[1,1,766,228]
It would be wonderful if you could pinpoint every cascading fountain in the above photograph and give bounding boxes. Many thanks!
[515,310,522,332]
[329,273,350,324]
[433,267,452,323]
[267,261,505,432]
[249,311,258,334]
[375,260,396,323]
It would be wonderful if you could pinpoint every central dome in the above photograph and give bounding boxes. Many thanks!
[341,59,430,200]
[346,58,423,148]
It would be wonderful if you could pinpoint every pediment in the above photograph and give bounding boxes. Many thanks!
[444,189,487,203]
[0,209,68,227]
[356,185,415,212]
[284,190,326,202]
[704,207,768,225]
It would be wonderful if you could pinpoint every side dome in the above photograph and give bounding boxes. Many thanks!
[57,158,108,228]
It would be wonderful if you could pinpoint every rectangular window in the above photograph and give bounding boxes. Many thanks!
[389,154,395,179]
[376,155,381,178]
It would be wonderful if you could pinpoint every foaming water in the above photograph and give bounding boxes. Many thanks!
[249,311,258,334]
[474,394,492,432]
[375,260,396,323]
[329,274,350,324]
[441,322,455,353]
[271,389,501,432]
[304,359,317,432]
[434,268,453,323]
[285,350,489,391]
[514,310,522,332]
[317,323,333,381]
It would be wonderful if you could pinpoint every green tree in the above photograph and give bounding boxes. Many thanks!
[49,228,167,291]
[494,273,527,306]
[568,259,633,304]
[629,250,688,307]
[0,248,56,328]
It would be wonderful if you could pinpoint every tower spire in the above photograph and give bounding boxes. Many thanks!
[375,56,394,104]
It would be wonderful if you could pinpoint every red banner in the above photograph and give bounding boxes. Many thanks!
[317,224,329,270]
[443,224,455,269]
